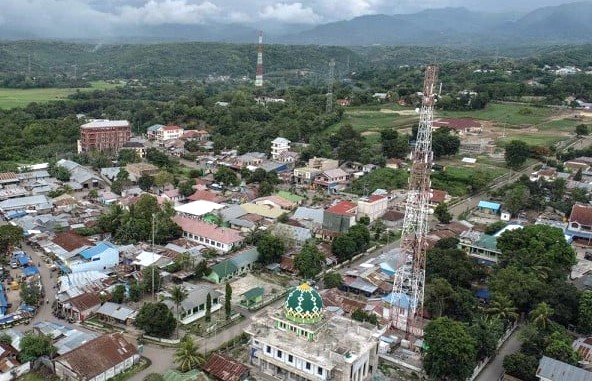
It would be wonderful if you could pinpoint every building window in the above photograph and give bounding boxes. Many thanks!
[317,367,323,376]
[277,350,282,359]
[266,346,271,354]
[306,362,311,370]
[288,354,293,363]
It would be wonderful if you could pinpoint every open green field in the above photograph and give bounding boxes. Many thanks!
[329,106,418,136]
[0,81,121,109]
[438,102,553,126]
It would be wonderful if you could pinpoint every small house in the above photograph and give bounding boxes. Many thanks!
[240,287,264,307]
[477,200,501,215]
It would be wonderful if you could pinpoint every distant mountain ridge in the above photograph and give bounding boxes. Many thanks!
[1,2,591,46]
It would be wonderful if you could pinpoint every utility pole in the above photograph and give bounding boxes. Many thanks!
[326,59,335,114]
[152,213,156,301]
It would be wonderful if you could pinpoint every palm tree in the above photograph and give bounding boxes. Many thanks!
[170,285,188,338]
[530,302,554,331]
[174,335,204,372]
[485,294,519,325]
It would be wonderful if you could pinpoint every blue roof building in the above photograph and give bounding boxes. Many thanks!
[67,242,119,274]
[477,200,501,215]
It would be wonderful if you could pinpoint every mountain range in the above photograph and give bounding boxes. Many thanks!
[1,2,591,47]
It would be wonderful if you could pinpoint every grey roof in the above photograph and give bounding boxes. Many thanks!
[230,247,259,268]
[165,285,221,311]
[147,124,164,132]
[348,278,378,294]
[100,167,120,180]
[293,207,324,225]
[220,204,247,221]
[0,195,52,211]
[54,328,98,355]
[17,170,50,180]
[536,356,592,381]
[95,302,137,322]
[274,223,312,243]
[228,218,255,228]
[259,161,287,172]
[56,159,104,185]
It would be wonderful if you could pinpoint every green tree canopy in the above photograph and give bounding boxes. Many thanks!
[496,224,576,280]
[19,333,56,363]
[505,140,530,169]
[503,352,539,381]
[135,302,176,338]
[434,202,452,223]
[432,128,460,158]
[294,243,325,279]
[578,290,592,334]
[423,317,477,381]
[174,335,205,372]
[256,233,286,265]
[323,272,343,289]
[0,224,24,253]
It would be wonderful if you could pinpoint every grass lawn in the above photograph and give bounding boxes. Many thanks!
[495,134,569,147]
[0,80,120,109]
[438,103,553,126]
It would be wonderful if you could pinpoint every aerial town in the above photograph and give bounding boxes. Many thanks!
[2,2,592,381]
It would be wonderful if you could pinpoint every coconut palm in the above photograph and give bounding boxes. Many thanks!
[529,302,554,331]
[485,294,519,325]
[174,335,204,372]
[170,285,188,338]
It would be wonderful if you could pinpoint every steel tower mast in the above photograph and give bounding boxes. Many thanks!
[390,65,438,338]
[255,31,264,87]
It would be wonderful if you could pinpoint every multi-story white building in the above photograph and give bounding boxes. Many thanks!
[158,125,184,141]
[357,195,388,222]
[271,137,291,161]
[246,283,380,381]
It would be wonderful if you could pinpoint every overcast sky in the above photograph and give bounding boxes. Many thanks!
[0,0,581,37]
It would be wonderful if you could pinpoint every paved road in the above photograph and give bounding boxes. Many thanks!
[475,327,523,381]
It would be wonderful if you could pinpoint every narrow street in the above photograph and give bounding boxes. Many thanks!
[475,327,523,381]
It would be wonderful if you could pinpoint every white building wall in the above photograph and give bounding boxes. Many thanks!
[68,248,119,273]
[357,199,388,222]
[182,232,237,252]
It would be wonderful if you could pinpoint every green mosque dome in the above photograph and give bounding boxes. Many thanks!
[284,283,324,324]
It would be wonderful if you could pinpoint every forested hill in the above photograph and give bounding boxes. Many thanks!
[0,41,367,81]
[1,41,592,85]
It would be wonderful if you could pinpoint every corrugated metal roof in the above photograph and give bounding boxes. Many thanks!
[536,356,592,381]
[478,200,501,210]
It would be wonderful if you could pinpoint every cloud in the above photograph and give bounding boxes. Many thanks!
[115,0,220,25]
[258,2,322,24]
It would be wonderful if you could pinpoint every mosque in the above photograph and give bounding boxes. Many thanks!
[246,283,382,381]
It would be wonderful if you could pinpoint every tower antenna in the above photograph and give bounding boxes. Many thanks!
[255,31,264,87]
[326,59,335,114]
[390,64,439,339]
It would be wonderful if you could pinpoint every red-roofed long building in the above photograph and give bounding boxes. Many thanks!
[432,118,482,135]
[173,215,243,252]
[323,201,357,233]
[157,125,184,142]
[567,203,592,240]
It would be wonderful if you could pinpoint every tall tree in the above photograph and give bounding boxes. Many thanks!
[503,184,530,217]
[294,243,325,279]
[225,282,232,320]
[505,140,530,169]
[0,224,24,254]
[423,317,477,381]
[432,128,460,158]
[174,335,205,372]
[170,285,188,338]
[530,302,554,331]
[256,233,285,264]
[433,202,452,223]
[578,291,592,334]
[205,292,212,323]
[18,334,57,363]
[135,302,177,338]
[485,293,519,326]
